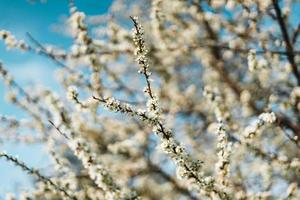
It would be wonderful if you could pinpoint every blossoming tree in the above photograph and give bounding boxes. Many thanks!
[1,0,300,199]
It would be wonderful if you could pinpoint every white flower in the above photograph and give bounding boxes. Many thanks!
[258,112,276,123]
[67,85,78,100]
[0,30,28,50]
[5,91,17,103]
[69,11,86,30]
[5,193,15,200]
[286,183,297,197]
[176,166,188,179]
[243,125,257,138]
[291,87,300,104]
[240,90,251,103]
[248,49,258,72]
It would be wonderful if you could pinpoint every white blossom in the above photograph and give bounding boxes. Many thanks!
[258,112,276,124]
[66,85,78,101]
[248,49,258,72]
[0,1,299,199]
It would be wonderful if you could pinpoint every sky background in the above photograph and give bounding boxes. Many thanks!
[0,0,112,198]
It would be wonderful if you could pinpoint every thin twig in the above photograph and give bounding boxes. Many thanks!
[0,152,77,200]
[272,0,300,85]
[48,120,71,140]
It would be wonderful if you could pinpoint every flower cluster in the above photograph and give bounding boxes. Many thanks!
[0,62,13,86]
[68,9,89,45]
[243,112,276,139]
[215,122,232,190]
[0,152,76,200]
[0,30,28,50]
[67,85,78,101]
[69,137,133,200]
[0,0,300,199]
[131,16,161,120]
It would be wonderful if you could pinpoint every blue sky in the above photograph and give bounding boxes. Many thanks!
[0,0,112,197]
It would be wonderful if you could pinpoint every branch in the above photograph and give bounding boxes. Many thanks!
[272,0,300,85]
[0,152,77,200]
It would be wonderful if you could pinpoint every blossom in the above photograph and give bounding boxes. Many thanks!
[68,11,86,31]
[258,112,276,124]
[66,85,78,101]
[0,1,300,199]
[0,30,28,50]
[248,49,258,72]
[5,91,17,103]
